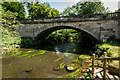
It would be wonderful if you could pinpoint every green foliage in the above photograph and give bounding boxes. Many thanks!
[59,63,66,69]
[26,2,60,18]
[46,29,82,44]
[24,51,34,54]
[36,50,47,55]
[20,37,33,48]
[53,57,64,62]
[72,58,79,63]
[70,64,78,70]
[17,54,30,58]
[2,2,26,19]
[25,50,47,58]
[1,8,21,54]
[57,69,81,78]
[83,72,92,79]
[20,37,41,48]
[11,51,23,56]
[64,52,73,54]
[17,50,47,58]
[62,1,110,16]
[78,55,91,60]
[95,38,120,58]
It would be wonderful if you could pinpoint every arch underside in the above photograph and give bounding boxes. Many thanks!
[35,26,99,41]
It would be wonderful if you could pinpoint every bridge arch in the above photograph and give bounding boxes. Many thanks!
[35,25,99,41]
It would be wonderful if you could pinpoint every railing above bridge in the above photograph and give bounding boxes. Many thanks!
[17,12,120,24]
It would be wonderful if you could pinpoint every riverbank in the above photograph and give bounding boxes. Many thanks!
[95,39,120,67]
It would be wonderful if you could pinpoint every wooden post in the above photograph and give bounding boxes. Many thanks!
[103,52,107,80]
[92,54,95,78]
[119,53,120,80]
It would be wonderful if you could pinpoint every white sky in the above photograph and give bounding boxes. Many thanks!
[18,0,120,14]
[46,0,120,12]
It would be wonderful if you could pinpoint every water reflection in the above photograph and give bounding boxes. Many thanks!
[40,42,93,54]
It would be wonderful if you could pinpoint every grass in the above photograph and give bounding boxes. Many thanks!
[56,69,81,78]
[53,57,64,62]
[95,40,120,67]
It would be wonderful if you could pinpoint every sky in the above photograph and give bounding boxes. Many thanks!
[46,0,120,13]
[18,0,120,14]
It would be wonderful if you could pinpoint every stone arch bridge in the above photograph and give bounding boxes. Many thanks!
[18,12,120,41]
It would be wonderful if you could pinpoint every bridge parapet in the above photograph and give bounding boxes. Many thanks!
[18,12,120,24]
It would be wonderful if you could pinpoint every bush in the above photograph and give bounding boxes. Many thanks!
[20,37,33,48]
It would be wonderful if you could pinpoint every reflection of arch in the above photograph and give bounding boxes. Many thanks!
[35,26,99,41]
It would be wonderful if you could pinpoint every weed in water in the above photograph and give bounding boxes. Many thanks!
[53,57,64,62]
[72,58,79,63]
[25,50,47,58]
[59,63,66,69]
[17,54,30,58]
[24,51,34,54]
[11,51,23,56]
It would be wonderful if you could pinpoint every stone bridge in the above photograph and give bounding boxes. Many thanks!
[18,12,120,41]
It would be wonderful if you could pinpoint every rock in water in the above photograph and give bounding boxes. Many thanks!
[24,67,33,72]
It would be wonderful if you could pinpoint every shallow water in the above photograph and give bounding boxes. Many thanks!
[2,43,92,78]
[39,42,93,54]
[2,48,82,78]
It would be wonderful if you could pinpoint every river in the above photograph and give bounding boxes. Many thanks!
[2,42,92,78]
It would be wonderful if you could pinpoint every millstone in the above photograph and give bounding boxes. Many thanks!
[24,67,33,72]
[67,66,74,71]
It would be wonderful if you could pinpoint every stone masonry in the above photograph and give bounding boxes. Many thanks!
[18,19,120,41]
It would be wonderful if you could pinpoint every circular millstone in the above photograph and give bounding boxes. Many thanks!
[67,66,74,71]
[53,66,60,71]
[24,67,33,72]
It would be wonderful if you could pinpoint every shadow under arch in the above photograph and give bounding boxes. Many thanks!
[35,25,99,43]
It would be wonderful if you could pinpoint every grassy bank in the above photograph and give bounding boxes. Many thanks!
[95,38,120,66]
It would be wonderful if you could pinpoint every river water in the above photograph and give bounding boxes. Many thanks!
[2,42,92,78]
[39,42,93,54]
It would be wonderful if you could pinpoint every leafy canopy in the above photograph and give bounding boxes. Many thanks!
[26,2,60,18]
[2,2,26,19]
[62,1,110,16]
[1,7,21,54]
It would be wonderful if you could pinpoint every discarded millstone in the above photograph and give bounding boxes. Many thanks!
[53,66,60,71]
[66,66,74,71]
[24,67,33,72]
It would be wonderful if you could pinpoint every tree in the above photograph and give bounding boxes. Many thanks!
[115,8,120,12]
[2,2,26,19]
[62,1,110,16]
[26,2,60,18]
[1,7,21,54]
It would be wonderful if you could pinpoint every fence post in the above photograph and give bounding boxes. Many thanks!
[92,54,95,78]
[119,53,120,79]
[103,52,107,80]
